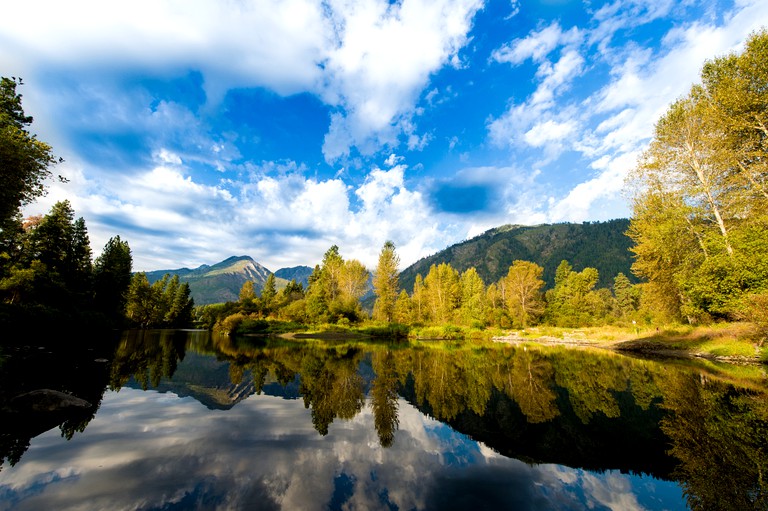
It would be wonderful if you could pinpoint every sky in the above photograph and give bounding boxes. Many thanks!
[2,0,767,273]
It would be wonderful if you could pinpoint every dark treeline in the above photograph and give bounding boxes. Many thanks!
[0,77,193,332]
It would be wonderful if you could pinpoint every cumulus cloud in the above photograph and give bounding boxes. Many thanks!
[488,22,585,153]
[0,0,329,98]
[491,22,582,65]
[1,0,483,166]
[488,0,768,223]
[0,386,679,511]
[72,158,445,271]
[320,0,483,162]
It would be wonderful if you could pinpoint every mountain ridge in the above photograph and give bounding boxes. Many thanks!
[142,219,635,306]
[398,218,636,292]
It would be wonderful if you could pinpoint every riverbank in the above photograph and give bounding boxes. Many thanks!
[493,322,767,364]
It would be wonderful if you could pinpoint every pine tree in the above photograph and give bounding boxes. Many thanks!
[373,241,400,322]
[0,77,58,230]
[93,235,133,321]
[261,273,277,310]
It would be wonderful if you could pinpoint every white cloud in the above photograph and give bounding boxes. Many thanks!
[523,120,577,148]
[488,0,768,226]
[491,22,582,65]
[0,0,329,99]
[32,157,448,272]
[488,28,585,151]
[1,0,483,164]
[320,0,483,162]
[547,151,638,222]
[155,149,182,165]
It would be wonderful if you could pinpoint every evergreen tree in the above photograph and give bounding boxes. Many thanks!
[22,200,92,306]
[0,77,58,231]
[373,240,400,322]
[261,273,277,310]
[168,281,194,327]
[93,235,133,321]
[305,264,330,323]
[69,217,93,298]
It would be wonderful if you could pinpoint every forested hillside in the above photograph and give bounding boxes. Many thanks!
[399,219,634,294]
[144,256,274,305]
[274,266,313,287]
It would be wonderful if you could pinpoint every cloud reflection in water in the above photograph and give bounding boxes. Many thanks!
[0,388,684,510]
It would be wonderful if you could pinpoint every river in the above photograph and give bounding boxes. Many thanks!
[1,329,766,510]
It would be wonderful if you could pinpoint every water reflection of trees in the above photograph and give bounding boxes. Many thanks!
[0,332,120,471]
[5,328,767,510]
[109,329,188,390]
[299,348,365,435]
[371,351,399,447]
[216,336,768,509]
[659,372,768,510]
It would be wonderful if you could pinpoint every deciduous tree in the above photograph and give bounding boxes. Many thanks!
[504,260,545,328]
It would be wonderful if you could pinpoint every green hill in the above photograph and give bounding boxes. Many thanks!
[398,219,636,293]
[144,255,277,305]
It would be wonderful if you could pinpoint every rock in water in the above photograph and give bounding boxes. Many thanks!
[9,389,91,413]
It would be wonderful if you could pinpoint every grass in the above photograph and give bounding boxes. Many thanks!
[632,322,762,359]
[499,321,766,362]
[229,312,766,362]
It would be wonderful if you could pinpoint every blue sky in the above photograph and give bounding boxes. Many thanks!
[2,0,767,272]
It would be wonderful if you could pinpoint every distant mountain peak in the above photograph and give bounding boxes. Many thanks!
[142,256,313,305]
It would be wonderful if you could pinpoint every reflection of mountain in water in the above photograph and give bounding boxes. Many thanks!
[125,352,301,410]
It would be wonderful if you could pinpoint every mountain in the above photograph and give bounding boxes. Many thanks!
[125,352,301,410]
[398,219,636,293]
[141,219,635,306]
[274,266,313,288]
[144,255,274,305]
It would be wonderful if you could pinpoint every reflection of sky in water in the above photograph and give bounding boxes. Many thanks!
[0,388,687,511]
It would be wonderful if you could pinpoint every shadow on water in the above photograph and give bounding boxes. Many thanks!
[0,329,121,471]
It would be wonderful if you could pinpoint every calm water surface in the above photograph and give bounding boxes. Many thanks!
[1,329,767,510]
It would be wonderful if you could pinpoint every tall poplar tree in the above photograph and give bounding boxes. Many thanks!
[458,267,486,326]
[423,262,460,324]
[504,260,545,328]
